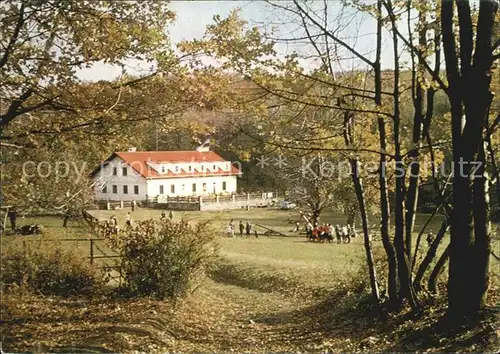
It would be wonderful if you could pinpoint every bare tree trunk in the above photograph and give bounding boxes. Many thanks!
[387,0,418,310]
[63,215,70,228]
[428,244,450,294]
[404,8,427,264]
[444,0,475,318]
[378,118,399,306]
[351,158,380,302]
[374,0,398,307]
[312,208,320,226]
[485,123,500,221]
[472,142,491,312]
[344,112,380,302]
[443,0,497,321]
[414,217,449,291]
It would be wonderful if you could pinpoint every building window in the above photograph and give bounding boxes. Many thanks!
[222,181,227,191]
[202,183,207,192]
[159,185,164,194]
[170,184,175,193]
[182,184,185,192]
[188,166,192,172]
[113,167,117,175]
[102,185,107,193]
[112,185,117,194]
[123,185,128,194]
[213,164,216,170]
[161,166,165,173]
[123,167,128,176]
[175,166,179,172]
[201,165,204,171]
[192,183,196,192]
[134,185,139,194]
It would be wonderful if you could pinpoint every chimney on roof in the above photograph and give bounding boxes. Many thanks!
[128,147,137,152]
[196,136,210,153]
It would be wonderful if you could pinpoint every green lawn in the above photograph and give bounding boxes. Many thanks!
[3,208,495,289]
[88,207,447,236]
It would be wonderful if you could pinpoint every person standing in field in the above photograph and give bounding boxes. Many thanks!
[227,220,235,238]
[168,210,173,220]
[125,212,132,227]
[426,230,434,247]
[239,220,245,237]
[335,225,342,244]
[342,225,350,243]
[246,221,252,236]
[8,208,17,231]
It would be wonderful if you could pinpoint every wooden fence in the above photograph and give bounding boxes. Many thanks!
[15,237,124,285]
[98,191,284,211]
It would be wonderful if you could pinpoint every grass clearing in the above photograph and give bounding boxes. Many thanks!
[1,208,498,352]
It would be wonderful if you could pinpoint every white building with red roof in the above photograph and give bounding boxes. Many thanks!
[91,148,241,201]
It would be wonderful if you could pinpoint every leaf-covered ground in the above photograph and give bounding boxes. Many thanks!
[1,219,498,353]
[2,265,498,352]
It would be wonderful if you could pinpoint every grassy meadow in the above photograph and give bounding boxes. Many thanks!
[1,207,450,292]
[2,207,499,353]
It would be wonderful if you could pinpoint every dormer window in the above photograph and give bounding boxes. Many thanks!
[188,166,192,172]
[161,166,165,173]
[201,165,204,171]
[175,166,179,172]
[213,164,216,170]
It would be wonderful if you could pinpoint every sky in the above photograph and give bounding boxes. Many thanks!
[76,1,399,82]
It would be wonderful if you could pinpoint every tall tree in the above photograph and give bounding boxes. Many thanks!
[0,0,176,137]
[441,0,498,321]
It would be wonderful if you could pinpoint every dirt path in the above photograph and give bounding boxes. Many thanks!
[164,278,350,353]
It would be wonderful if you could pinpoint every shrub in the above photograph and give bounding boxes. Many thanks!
[1,240,105,296]
[118,219,218,299]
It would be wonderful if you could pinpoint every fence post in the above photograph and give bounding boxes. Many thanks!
[216,195,219,203]
[232,194,236,203]
[199,196,203,207]
[120,200,124,209]
[90,239,94,265]
[107,202,111,210]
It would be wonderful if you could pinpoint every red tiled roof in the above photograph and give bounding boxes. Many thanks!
[98,151,241,179]
[117,151,227,163]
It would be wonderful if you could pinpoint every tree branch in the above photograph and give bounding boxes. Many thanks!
[292,0,375,68]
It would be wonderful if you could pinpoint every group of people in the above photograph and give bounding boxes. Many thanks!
[306,223,357,243]
[226,219,254,237]
[160,210,174,221]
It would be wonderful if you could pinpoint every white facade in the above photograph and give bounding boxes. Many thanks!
[93,156,147,201]
[93,155,238,201]
[146,175,237,198]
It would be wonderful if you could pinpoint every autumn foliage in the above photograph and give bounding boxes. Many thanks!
[1,240,105,296]
[117,219,219,299]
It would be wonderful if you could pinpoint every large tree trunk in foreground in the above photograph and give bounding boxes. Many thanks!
[443,0,497,321]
